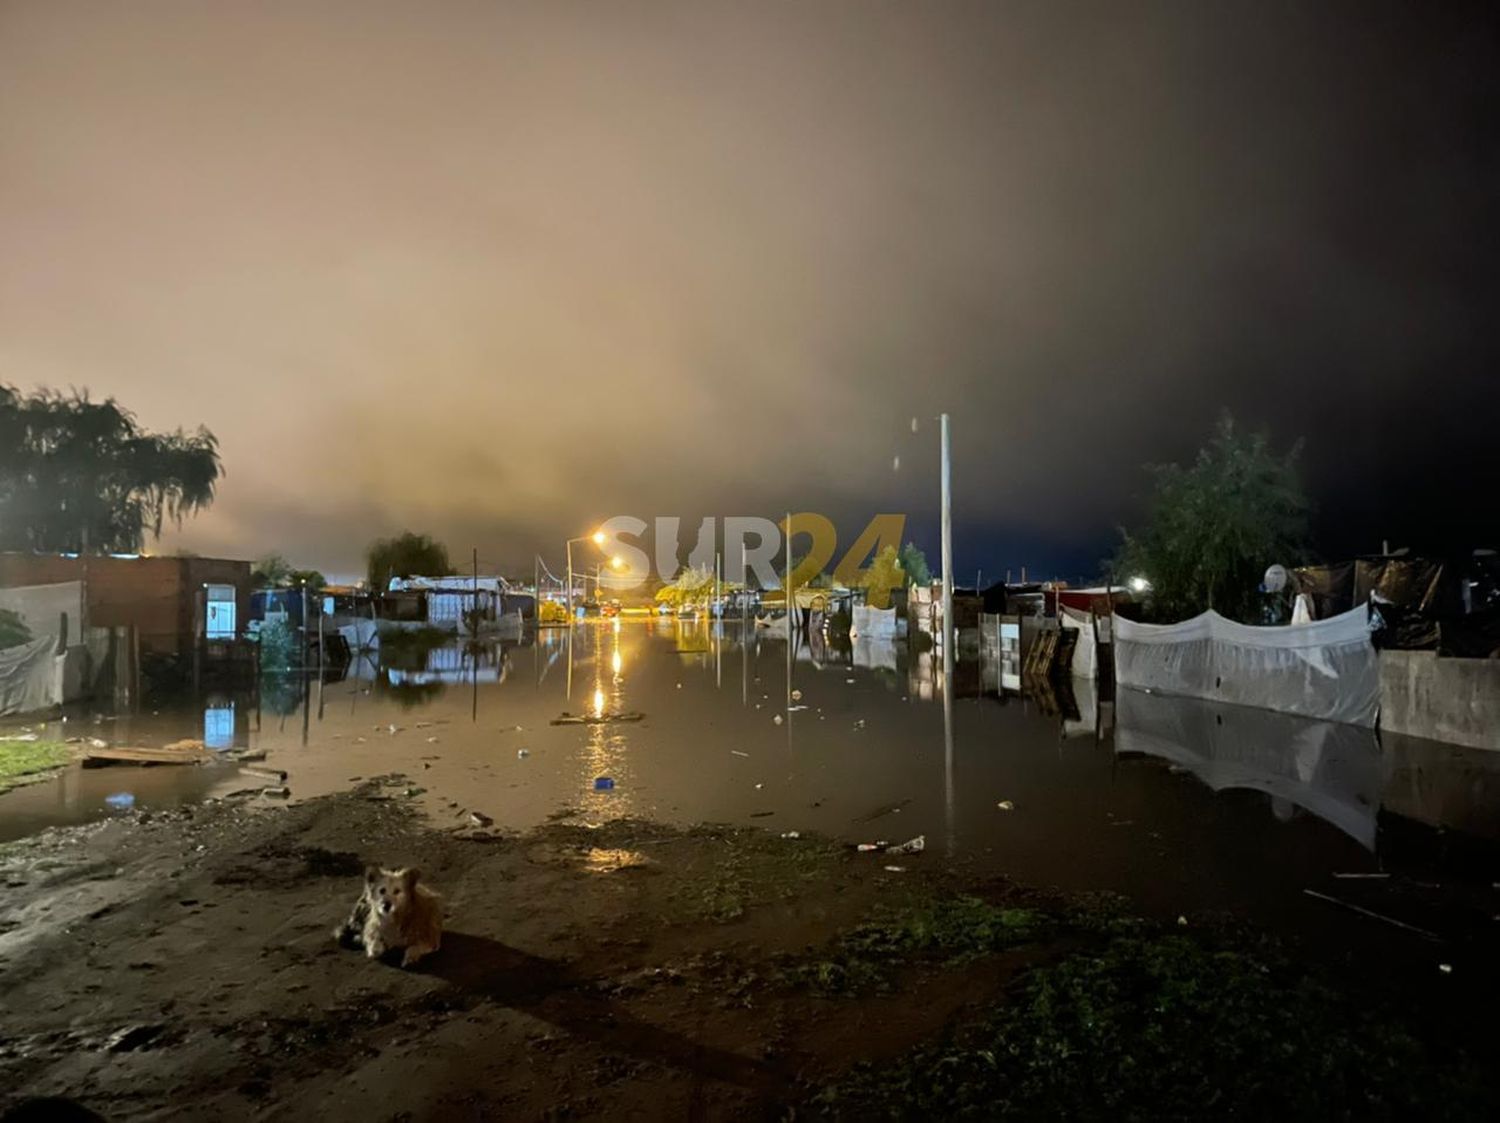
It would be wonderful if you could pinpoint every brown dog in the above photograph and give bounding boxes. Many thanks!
[334,866,442,967]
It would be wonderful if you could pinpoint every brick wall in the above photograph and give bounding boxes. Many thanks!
[0,554,252,656]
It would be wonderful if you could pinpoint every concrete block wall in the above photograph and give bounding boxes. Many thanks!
[1379,650,1500,751]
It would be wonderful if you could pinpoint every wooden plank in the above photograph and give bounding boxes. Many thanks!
[83,746,211,766]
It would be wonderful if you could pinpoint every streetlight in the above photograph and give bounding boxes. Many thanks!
[565,530,607,621]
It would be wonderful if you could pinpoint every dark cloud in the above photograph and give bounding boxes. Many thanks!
[3,1,1495,580]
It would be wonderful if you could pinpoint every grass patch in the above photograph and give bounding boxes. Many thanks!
[669,825,843,923]
[0,738,72,794]
[812,931,1495,1119]
[788,895,1046,994]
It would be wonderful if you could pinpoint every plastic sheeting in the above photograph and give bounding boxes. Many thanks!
[849,604,897,640]
[0,635,63,717]
[0,581,83,644]
[1115,687,1384,850]
[1113,603,1379,727]
[1059,606,1098,680]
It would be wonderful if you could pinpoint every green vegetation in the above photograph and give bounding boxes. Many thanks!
[898,542,931,587]
[0,608,31,650]
[366,531,452,591]
[788,895,1045,994]
[858,545,905,609]
[251,553,327,591]
[670,826,841,922]
[256,618,298,669]
[1113,412,1310,622]
[0,383,221,554]
[0,738,71,793]
[813,930,1492,1120]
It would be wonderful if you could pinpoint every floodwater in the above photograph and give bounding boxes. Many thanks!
[4,618,1499,936]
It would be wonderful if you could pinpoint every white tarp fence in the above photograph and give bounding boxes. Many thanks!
[0,635,63,717]
[1113,604,1379,726]
[850,605,897,640]
[1060,606,1098,681]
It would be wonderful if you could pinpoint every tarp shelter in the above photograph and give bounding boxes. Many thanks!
[1114,603,1379,727]
[0,635,64,717]
[0,581,84,645]
[1060,606,1099,680]
[850,605,897,639]
[1115,687,1384,850]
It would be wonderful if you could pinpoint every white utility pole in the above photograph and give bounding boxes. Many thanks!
[940,412,953,685]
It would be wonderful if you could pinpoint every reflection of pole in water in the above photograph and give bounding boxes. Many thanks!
[566,627,573,700]
[784,510,792,716]
[301,668,310,747]
[943,655,955,854]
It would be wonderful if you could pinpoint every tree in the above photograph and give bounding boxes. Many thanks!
[859,545,905,608]
[252,554,325,591]
[1113,413,1310,623]
[0,609,31,651]
[0,384,222,553]
[366,532,451,590]
[898,542,932,587]
[654,564,716,611]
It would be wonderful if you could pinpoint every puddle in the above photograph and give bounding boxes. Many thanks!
[4,618,1499,932]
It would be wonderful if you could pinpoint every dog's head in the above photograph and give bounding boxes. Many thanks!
[364,866,421,917]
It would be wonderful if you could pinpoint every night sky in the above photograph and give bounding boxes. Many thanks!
[3,1,1496,581]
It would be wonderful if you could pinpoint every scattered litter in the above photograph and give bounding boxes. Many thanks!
[853,719,866,730]
[517,748,530,759]
[107,1024,165,1053]
[754,782,764,790]
[1301,889,1440,941]
[730,750,749,758]
[403,787,424,798]
[469,811,494,827]
[104,792,135,810]
[845,678,855,684]
[788,704,809,712]
[997,800,1015,811]
[750,811,774,818]
[593,776,615,791]
[773,714,783,725]
[856,841,890,852]
[676,683,682,689]
[1108,819,1134,827]
[0,733,39,742]
[1333,872,1390,880]
[885,835,925,855]
[88,737,108,749]
[884,865,906,873]
[387,724,399,735]
[1176,915,1188,927]
[355,737,367,743]
[240,765,287,782]
[1439,963,1454,974]
[426,736,439,744]
[780,831,801,839]
[262,786,291,799]
[790,689,803,701]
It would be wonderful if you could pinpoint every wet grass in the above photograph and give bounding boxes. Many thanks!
[785,895,1047,994]
[670,825,843,923]
[810,928,1497,1120]
[0,739,71,794]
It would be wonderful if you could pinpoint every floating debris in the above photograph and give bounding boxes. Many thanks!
[997,800,1015,811]
[1439,963,1454,975]
[593,776,616,791]
[469,811,494,827]
[730,750,749,758]
[885,835,925,855]
[773,714,783,725]
[516,748,530,759]
[790,689,803,701]
[551,711,646,726]
[884,865,906,873]
[104,792,135,810]
[856,841,890,852]
[780,831,801,839]
[262,786,291,799]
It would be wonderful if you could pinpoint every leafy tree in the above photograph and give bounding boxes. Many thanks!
[898,542,932,586]
[252,554,326,591]
[0,384,222,553]
[654,564,716,610]
[859,545,905,609]
[366,532,451,590]
[1113,413,1310,623]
